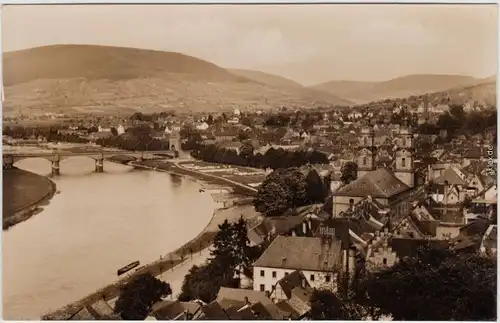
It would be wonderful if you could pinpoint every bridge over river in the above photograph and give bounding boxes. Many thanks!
[3,150,176,176]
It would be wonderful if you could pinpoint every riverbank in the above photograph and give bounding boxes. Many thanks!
[3,168,57,230]
[42,159,259,320]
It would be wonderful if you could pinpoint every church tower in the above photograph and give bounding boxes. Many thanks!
[394,123,415,187]
[357,124,376,178]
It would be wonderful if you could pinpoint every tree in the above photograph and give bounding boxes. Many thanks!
[179,218,251,303]
[178,262,237,303]
[253,179,291,216]
[114,273,171,320]
[310,289,364,320]
[253,168,308,216]
[359,245,497,320]
[305,169,327,203]
[341,162,358,185]
[239,141,254,159]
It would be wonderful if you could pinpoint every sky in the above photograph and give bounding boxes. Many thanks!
[2,4,498,85]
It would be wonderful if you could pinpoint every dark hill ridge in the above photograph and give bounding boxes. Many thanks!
[311,74,483,104]
[2,45,351,115]
[3,44,249,86]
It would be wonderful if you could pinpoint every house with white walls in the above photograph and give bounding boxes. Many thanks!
[252,236,343,295]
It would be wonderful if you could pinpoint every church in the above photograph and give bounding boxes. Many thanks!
[332,123,416,218]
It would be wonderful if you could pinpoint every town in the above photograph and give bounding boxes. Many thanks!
[4,94,497,320]
[2,3,497,322]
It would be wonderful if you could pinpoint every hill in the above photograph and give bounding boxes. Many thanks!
[228,68,349,107]
[3,45,351,116]
[355,78,496,109]
[228,69,303,88]
[311,74,482,104]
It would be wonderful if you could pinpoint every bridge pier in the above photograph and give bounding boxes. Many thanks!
[95,158,104,173]
[51,160,60,176]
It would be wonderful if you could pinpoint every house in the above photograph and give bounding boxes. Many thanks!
[214,130,237,142]
[270,271,315,319]
[117,124,126,135]
[252,236,342,294]
[462,147,497,167]
[269,270,313,301]
[195,122,209,131]
[194,301,229,320]
[216,287,272,308]
[332,168,412,218]
[98,124,112,133]
[150,300,202,320]
[69,307,95,320]
[216,287,290,320]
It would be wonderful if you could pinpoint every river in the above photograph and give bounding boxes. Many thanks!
[2,157,216,320]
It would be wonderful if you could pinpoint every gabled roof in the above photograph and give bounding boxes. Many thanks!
[70,307,95,320]
[253,236,342,272]
[273,270,311,299]
[197,301,229,320]
[275,300,301,319]
[151,300,201,320]
[434,167,467,186]
[216,287,272,306]
[334,168,409,198]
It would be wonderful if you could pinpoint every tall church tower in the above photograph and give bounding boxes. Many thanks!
[394,123,415,187]
[357,124,376,178]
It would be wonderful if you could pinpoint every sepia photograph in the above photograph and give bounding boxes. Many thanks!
[1,3,498,321]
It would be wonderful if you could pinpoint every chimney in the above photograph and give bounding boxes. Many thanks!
[244,296,250,305]
[302,222,307,234]
[301,277,306,288]
[281,257,287,268]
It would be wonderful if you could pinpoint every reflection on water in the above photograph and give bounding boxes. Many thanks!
[3,158,215,320]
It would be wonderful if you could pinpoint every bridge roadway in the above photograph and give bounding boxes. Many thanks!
[3,150,176,175]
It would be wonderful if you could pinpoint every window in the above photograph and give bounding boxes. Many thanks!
[363,156,367,165]
[402,138,406,147]
[364,137,368,146]
[401,158,406,167]
[310,274,315,281]
[260,270,265,277]
[272,271,277,278]
[383,258,388,265]
[260,284,265,292]
[325,275,331,282]
[284,272,289,276]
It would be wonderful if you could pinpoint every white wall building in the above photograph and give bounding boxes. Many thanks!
[252,236,343,296]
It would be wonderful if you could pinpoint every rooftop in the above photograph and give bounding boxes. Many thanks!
[334,168,409,198]
[253,236,342,272]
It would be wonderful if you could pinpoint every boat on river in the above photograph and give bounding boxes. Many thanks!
[117,261,140,276]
